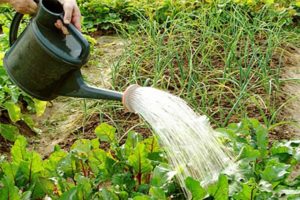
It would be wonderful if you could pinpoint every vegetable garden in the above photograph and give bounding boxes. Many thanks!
[1,0,300,199]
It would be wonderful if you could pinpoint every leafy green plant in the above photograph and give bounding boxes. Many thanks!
[0,123,184,199]
[1,120,299,199]
[185,118,300,199]
[0,8,47,141]
[1,1,300,198]
[76,0,300,33]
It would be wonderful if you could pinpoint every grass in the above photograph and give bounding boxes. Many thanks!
[108,2,300,135]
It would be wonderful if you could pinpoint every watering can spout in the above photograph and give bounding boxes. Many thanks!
[58,70,123,101]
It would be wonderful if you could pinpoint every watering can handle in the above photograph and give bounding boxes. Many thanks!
[59,15,90,61]
[9,13,24,46]
[10,13,89,62]
[9,0,89,62]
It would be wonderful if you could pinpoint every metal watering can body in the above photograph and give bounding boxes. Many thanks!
[4,0,122,101]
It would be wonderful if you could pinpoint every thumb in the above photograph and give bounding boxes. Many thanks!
[28,0,38,14]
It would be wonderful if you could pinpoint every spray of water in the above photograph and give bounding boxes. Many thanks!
[123,85,235,198]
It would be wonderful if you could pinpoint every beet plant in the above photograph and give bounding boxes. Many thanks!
[0,120,299,199]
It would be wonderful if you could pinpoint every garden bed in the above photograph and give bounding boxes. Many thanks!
[1,0,300,199]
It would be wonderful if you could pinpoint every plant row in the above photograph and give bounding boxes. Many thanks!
[0,119,299,199]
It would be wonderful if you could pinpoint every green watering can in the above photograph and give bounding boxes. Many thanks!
[4,0,123,101]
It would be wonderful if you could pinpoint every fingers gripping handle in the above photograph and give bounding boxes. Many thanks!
[9,0,89,63]
[59,15,90,62]
[9,0,39,46]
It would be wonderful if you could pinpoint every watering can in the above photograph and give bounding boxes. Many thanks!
[3,0,122,101]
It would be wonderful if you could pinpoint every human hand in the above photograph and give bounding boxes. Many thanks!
[6,0,37,14]
[55,0,81,34]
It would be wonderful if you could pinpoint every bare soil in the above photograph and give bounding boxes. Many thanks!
[282,46,300,137]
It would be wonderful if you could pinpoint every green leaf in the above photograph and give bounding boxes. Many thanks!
[91,138,100,149]
[270,143,293,162]
[33,99,47,117]
[128,143,153,175]
[21,191,32,200]
[185,177,206,199]
[88,148,108,174]
[43,150,68,176]
[149,187,166,200]
[208,174,229,200]
[0,123,19,141]
[100,188,119,200]
[3,86,20,104]
[31,177,55,199]
[240,119,268,157]
[70,139,100,163]
[103,155,117,178]
[74,174,92,199]
[4,101,21,122]
[237,145,261,161]
[255,124,268,158]
[271,144,292,155]
[116,191,129,200]
[264,0,274,5]
[59,187,79,200]
[112,172,135,191]
[0,161,18,182]
[232,178,257,200]
[143,136,160,153]
[57,154,77,177]
[137,184,150,194]
[71,139,93,153]
[22,114,35,129]
[151,164,176,187]
[133,195,151,200]
[261,158,290,183]
[124,131,142,157]
[0,176,21,200]
[19,151,43,182]
[95,123,116,143]
[11,135,27,164]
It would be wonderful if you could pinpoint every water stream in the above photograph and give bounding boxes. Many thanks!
[124,86,235,198]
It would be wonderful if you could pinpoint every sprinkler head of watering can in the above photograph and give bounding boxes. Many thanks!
[122,84,141,112]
